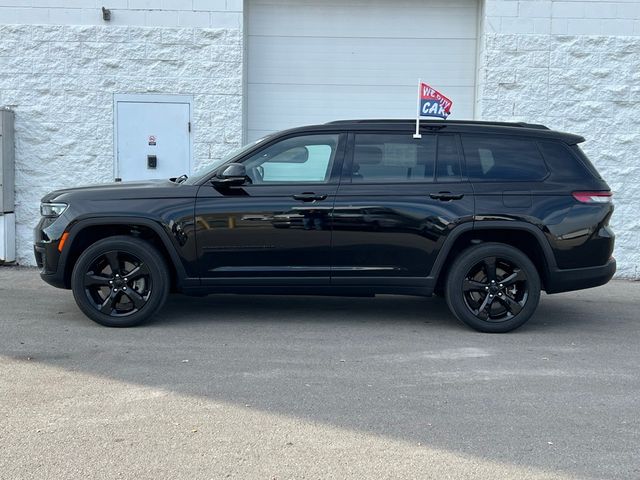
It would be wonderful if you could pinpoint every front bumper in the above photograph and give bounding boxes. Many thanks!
[545,257,616,294]
[34,216,68,289]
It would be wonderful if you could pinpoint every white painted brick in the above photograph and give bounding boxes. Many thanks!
[486,1,518,17]
[225,0,242,12]
[37,0,91,7]
[600,18,635,35]
[0,0,32,6]
[533,17,551,33]
[93,0,128,7]
[501,17,536,33]
[616,3,640,19]
[103,8,146,25]
[178,10,210,27]
[193,0,224,11]
[209,10,240,29]
[128,0,162,9]
[147,9,178,25]
[583,2,617,19]
[551,2,585,18]
[48,7,83,24]
[0,6,49,23]
[161,0,191,10]
[2,24,242,265]
[551,18,569,34]
[518,1,552,18]
[567,18,604,34]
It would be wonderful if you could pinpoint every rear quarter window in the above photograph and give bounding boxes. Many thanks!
[537,140,595,179]
[462,135,548,181]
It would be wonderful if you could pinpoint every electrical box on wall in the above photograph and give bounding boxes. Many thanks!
[0,108,15,263]
[0,108,15,214]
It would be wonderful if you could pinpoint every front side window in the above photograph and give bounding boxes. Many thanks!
[462,135,548,181]
[352,134,436,182]
[243,134,339,184]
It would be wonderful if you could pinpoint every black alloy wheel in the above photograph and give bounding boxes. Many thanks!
[445,243,541,333]
[83,250,152,317]
[71,236,169,327]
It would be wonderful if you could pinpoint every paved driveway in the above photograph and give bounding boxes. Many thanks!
[1,267,638,479]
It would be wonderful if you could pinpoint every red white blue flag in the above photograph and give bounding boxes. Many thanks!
[419,82,453,119]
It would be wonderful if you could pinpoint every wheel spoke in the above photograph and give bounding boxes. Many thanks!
[463,279,487,292]
[104,251,121,275]
[126,263,150,281]
[501,268,526,287]
[84,273,111,287]
[498,294,523,315]
[483,257,497,282]
[123,289,146,309]
[99,290,119,314]
[476,293,494,320]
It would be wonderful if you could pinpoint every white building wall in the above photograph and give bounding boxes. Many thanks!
[0,2,244,265]
[479,0,640,278]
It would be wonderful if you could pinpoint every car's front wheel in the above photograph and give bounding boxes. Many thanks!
[71,236,170,327]
[445,242,541,333]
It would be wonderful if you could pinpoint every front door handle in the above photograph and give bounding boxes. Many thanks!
[430,192,465,201]
[292,193,328,202]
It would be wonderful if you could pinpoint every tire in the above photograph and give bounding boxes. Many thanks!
[71,236,170,327]
[444,242,541,333]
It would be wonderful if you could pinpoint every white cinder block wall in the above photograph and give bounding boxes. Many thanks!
[0,0,244,265]
[479,0,640,278]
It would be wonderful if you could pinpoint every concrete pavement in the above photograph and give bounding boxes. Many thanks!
[1,267,638,479]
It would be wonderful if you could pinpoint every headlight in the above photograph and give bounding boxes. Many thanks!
[40,202,68,217]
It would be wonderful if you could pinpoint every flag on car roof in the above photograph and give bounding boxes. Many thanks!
[419,82,453,119]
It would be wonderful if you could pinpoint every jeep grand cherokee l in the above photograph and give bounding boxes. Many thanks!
[34,120,615,332]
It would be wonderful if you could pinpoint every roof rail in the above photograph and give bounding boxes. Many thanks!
[325,119,550,130]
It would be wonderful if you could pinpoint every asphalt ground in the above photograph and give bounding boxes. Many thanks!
[1,267,638,479]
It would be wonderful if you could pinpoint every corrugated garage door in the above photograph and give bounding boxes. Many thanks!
[246,0,478,141]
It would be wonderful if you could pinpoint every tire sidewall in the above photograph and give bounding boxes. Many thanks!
[445,243,541,333]
[71,236,169,327]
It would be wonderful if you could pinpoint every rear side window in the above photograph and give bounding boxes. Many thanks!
[352,134,436,182]
[537,140,594,179]
[571,144,602,179]
[462,135,548,181]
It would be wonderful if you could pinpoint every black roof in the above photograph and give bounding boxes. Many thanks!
[299,119,585,144]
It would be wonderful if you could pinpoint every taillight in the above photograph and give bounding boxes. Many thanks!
[572,191,613,204]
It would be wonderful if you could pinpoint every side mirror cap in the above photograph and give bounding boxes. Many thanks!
[212,163,247,186]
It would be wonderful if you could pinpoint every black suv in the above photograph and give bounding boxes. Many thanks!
[34,120,615,332]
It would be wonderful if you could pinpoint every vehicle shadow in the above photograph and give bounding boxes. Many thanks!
[2,269,639,479]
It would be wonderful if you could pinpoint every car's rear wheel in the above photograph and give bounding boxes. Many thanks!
[445,242,541,333]
[71,236,169,327]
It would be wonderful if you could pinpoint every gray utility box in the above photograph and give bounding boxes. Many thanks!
[0,108,15,213]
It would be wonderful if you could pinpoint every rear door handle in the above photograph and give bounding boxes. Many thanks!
[292,193,328,202]
[430,192,465,201]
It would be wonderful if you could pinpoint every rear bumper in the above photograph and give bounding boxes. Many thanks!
[545,257,616,294]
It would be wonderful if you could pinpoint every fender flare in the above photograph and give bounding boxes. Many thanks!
[60,216,190,287]
[429,220,557,283]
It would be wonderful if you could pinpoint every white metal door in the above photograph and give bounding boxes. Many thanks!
[115,97,191,181]
[247,0,479,141]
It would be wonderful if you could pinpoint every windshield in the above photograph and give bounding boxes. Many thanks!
[183,135,272,185]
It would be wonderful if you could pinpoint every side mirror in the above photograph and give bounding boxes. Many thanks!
[212,163,248,186]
